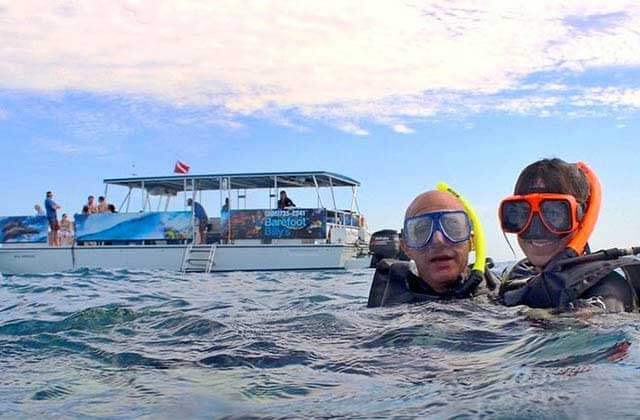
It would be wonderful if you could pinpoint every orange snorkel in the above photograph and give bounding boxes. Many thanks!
[566,161,601,256]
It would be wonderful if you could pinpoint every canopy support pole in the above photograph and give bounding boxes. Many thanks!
[121,187,132,213]
[141,181,146,211]
[353,186,361,214]
[329,177,337,210]
[312,175,324,208]
[219,177,223,210]
[191,178,197,244]
[274,176,278,208]
[183,177,187,209]
[350,186,359,213]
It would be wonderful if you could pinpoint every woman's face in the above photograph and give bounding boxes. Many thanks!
[518,231,574,269]
[516,179,576,269]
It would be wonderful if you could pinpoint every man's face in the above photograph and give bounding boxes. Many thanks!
[88,196,94,203]
[401,191,471,293]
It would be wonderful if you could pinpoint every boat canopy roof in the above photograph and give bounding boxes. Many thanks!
[104,171,360,194]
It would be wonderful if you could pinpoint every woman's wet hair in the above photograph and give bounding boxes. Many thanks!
[514,158,589,205]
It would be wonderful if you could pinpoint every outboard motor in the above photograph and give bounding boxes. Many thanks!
[369,229,406,268]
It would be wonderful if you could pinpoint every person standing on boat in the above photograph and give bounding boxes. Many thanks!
[368,189,497,307]
[221,197,230,214]
[277,190,295,209]
[220,198,230,244]
[187,198,208,244]
[44,191,61,246]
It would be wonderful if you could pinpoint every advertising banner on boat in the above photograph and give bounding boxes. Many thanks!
[0,216,48,243]
[227,209,265,239]
[75,211,193,241]
[228,209,326,240]
[263,209,326,239]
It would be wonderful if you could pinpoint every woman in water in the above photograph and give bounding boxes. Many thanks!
[498,158,639,313]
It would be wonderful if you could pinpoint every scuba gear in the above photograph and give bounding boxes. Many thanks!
[498,161,601,258]
[403,210,471,249]
[556,246,640,268]
[566,161,601,256]
[436,182,492,294]
[367,182,498,308]
[519,214,569,241]
[496,161,640,312]
[499,250,640,312]
[500,193,580,235]
[367,258,499,307]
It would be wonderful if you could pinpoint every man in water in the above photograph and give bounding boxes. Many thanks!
[187,198,208,244]
[368,190,495,307]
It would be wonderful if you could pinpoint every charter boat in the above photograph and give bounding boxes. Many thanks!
[0,171,369,274]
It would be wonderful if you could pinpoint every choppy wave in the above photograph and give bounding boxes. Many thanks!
[1,268,639,418]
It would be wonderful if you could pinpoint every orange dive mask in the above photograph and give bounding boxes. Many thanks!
[500,193,581,235]
[499,161,601,256]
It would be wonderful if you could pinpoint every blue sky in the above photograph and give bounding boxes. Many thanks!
[2,2,640,260]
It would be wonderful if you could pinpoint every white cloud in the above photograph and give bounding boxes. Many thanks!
[1,1,640,132]
[34,137,109,156]
[338,122,369,136]
[572,87,640,108]
[493,96,561,115]
[392,124,414,134]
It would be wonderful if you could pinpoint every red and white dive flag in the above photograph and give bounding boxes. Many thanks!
[174,160,190,174]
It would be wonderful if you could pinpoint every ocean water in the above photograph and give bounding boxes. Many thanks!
[1,268,639,419]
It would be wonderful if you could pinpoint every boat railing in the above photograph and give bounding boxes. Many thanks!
[1,207,365,247]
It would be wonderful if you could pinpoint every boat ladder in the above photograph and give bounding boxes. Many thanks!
[181,243,217,273]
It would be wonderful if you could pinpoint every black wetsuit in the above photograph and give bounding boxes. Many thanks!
[500,256,640,313]
[367,259,498,308]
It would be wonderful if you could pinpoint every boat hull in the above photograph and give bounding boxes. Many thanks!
[0,244,361,274]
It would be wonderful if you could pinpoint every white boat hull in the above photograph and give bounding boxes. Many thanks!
[0,244,361,274]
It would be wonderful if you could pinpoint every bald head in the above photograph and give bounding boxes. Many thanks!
[402,189,471,292]
[405,190,464,219]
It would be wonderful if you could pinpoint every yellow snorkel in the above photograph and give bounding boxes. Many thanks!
[436,182,486,274]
